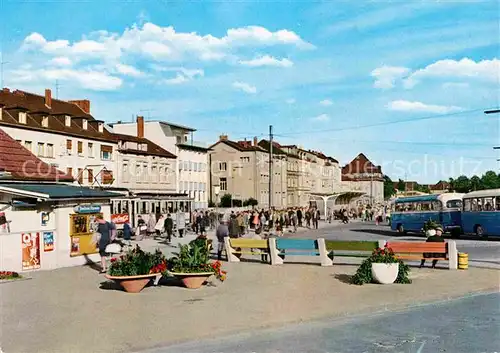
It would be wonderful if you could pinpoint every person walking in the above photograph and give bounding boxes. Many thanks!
[216,220,229,260]
[176,210,186,238]
[297,208,303,227]
[146,213,156,238]
[136,215,147,241]
[163,213,173,244]
[96,215,111,274]
[122,220,132,247]
[229,213,240,238]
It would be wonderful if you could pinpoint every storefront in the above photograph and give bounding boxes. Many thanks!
[0,182,121,272]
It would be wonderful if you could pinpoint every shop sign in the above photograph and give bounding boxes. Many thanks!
[111,213,129,224]
[43,232,54,252]
[74,205,101,214]
[22,233,41,270]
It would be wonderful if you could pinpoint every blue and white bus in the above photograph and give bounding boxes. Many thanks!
[462,189,500,237]
[391,193,464,235]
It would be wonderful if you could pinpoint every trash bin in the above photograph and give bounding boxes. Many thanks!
[458,252,468,270]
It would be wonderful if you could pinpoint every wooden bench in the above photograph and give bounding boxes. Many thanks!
[325,240,383,260]
[224,238,270,263]
[270,238,332,266]
[386,241,458,270]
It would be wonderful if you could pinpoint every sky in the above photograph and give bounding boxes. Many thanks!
[0,0,499,183]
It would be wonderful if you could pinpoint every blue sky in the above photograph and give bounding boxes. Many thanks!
[1,0,499,183]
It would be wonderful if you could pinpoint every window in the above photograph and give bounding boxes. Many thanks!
[220,177,227,191]
[100,145,112,160]
[77,168,83,184]
[19,112,27,124]
[136,164,142,181]
[66,140,72,154]
[151,166,158,183]
[219,162,227,171]
[101,170,113,185]
[446,200,463,209]
[77,141,83,155]
[98,122,104,133]
[67,167,73,176]
[178,160,183,170]
[46,144,54,158]
[193,162,198,172]
[189,162,193,171]
[83,120,88,130]
[37,143,44,157]
[42,116,48,127]
[65,116,71,127]
[159,167,164,183]
[88,143,94,158]
[240,157,250,163]
[189,181,194,190]
[88,169,94,183]
[24,141,33,151]
[122,164,129,182]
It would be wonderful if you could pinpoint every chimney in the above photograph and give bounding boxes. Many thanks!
[137,116,144,138]
[219,134,228,141]
[69,99,91,114]
[253,136,258,146]
[45,89,52,108]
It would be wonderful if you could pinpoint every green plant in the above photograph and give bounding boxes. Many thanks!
[108,246,167,276]
[0,271,21,280]
[168,241,226,281]
[243,198,258,207]
[351,246,412,285]
[422,219,441,233]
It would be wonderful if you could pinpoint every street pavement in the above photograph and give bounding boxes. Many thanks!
[151,291,500,353]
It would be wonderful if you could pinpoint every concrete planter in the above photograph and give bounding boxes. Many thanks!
[170,272,214,289]
[105,273,160,293]
[371,263,399,284]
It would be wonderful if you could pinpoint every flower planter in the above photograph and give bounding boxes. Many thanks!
[371,263,399,284]
[105,273,161,293]
[169,272,214,289]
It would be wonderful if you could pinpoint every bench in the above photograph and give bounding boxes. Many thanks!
[270,238,332,266]
[386,241,458,270]
[224,238,270,263]
[325,240,383,260]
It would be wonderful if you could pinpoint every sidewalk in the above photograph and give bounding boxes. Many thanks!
[1,258,498,353]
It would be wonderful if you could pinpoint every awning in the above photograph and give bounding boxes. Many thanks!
[0,182,123,200]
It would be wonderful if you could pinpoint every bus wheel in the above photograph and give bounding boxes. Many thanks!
[475,225,485,238]
[397,224,405,234]
[451,228,461,238]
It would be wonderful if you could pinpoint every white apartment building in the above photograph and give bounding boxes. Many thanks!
[111,119,210,209]
[341,153,384,204]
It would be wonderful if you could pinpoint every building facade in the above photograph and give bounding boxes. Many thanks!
[341,153,384,204]
[111,119,210,209]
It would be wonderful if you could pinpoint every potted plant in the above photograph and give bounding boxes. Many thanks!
[167,240,226,289]
[0,271,22,281]
[351,246,411,285]
[106,245,167,293]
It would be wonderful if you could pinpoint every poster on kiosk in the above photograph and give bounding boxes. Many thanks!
[70,205,102,257]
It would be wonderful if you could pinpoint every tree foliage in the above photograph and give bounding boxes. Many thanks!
[449,170,500,193]
[243,198,258,207]
[384,175,396,199]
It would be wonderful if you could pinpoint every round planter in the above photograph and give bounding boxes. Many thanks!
[105,273,160,293]
[371,263,399,284]
[169,272,214,289]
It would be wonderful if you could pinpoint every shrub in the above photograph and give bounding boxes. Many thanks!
[108,246,167,276]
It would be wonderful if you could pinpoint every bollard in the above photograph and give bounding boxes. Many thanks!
[458,252,468,270]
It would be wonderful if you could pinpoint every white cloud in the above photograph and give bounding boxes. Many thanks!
[404,58,500,88]
[115,63,144,77]
[10,68,122,91]
[232,81,257,94]
[442,82,470,89]
[320,99,333,106]
[386,100,463,114]
[286,98,296,104]
[311,113,330,122]
[162,74,188,85]
[153,66,204,84]
[371,65,410,89]
[239,55,293,67]
[49,57,72,66]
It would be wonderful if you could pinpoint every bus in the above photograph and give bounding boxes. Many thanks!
[462,189,500,237]
[391,193,464,236]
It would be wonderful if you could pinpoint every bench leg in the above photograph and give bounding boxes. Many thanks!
[269,238,283,265]
[224,237,240,263]
[318,238,333,266]
[448,240,458,270]
[153,273,162,286]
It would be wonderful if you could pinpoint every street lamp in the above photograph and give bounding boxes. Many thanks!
[214,185,220,221]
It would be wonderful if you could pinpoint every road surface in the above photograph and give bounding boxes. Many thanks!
[143,292,500,353]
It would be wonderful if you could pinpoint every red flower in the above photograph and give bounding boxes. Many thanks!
[110,258,117,263]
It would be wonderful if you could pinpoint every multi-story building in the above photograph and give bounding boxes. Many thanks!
[341,153,384,204]
[111,119,210,209]
[0,88,177,195]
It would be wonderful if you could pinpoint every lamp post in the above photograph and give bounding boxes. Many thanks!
[214,185,220,221]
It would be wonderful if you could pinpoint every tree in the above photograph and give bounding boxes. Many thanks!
[219,193,232,208]
[243,198,258,207]
[384,175,396,199]
[481,170,499,190]
[469,175,482,191]
[450,175,470,193]
[397,179,406,192]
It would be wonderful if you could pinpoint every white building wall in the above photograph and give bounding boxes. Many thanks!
[178,148,208,210]
[0,126,116,186]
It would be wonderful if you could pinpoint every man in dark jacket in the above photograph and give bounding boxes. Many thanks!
[216,220,229,260]
[163,214,173,244]
[420,226,446,268]
[229,214,239,238]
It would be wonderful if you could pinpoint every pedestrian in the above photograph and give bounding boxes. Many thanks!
[216,220,229,260]
[176,209,186,238]
[147,213,156,238]
[297,208,303,227]
[136,215,147,240]
[164,213,173,244]
[229,213,239,238]
[122,220,132,247]
[420,226,446,268]
[96,214,111,274]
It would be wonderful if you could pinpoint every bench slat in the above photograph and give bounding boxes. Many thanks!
[233,250,268,255]
[278,251,320,256]
[326,240,378,252]
[396,255,449,260]
[230,239,268,249]
[388,242,446,253]
[276,239,317,250]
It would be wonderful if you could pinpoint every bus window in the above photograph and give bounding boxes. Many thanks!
[496,197,500,211]
[483,197,494,211]
[446,200,462,209]
[464,199,471,212]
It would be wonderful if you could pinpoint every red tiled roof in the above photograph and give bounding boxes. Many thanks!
[430,181,450,190]
[342,153,382,175]
[113,133,176,159]
[0,128,74,181]
[210,139,264,152]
